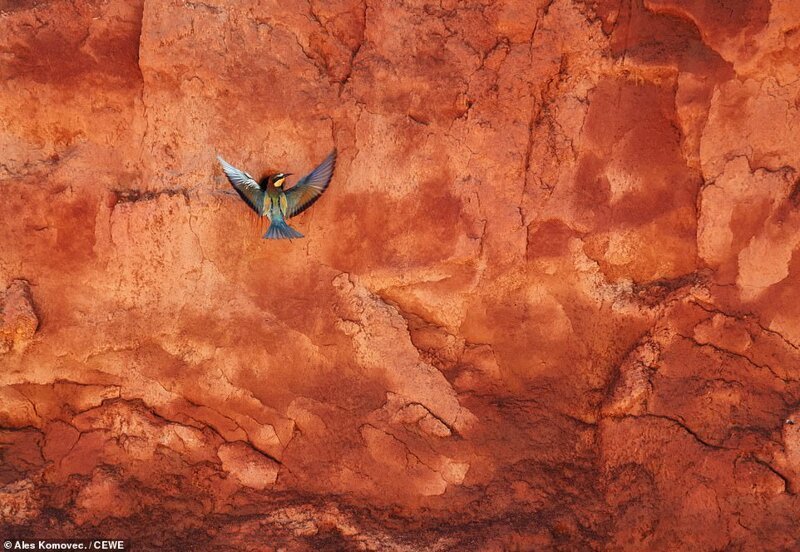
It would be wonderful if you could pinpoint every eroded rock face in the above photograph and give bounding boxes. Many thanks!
[1,0,800,549]
[0,280,39,354]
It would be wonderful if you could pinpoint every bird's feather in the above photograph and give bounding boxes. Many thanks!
[284,149,337,218]
[279,193,288,217]
[217,155,265,215]
[264,219,304,239]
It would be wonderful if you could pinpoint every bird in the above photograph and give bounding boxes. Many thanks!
[216,149,337,240]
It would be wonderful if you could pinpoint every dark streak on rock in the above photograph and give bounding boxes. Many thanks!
[111,188,190,205]
[789,176,800,207]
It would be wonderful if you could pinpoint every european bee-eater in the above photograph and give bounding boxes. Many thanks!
[217,149,337,240]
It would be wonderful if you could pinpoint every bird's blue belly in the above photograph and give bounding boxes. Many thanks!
[267,195,287,222]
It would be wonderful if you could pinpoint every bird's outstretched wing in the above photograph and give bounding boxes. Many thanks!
[217,155,265,215]
[285,149,337,218]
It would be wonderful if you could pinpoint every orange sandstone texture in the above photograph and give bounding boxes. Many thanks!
[1,0,800,549]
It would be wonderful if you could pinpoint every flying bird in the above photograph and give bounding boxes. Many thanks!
[217,149,337,240]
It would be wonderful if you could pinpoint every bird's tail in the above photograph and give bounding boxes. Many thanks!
[263,220,304,240]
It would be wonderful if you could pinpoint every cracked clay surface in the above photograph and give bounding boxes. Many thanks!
[2,0,800,549]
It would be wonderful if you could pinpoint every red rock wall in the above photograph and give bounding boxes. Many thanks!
[2,0,800,549]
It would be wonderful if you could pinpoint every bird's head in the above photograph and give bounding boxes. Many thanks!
[271,173,292,187]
